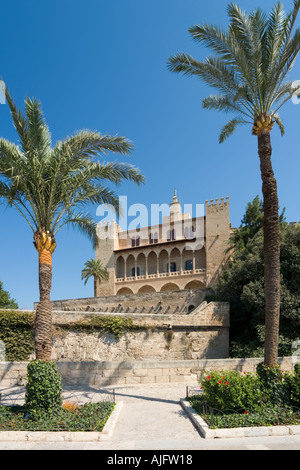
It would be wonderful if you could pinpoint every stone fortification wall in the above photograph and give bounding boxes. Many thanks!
[0,357,296,388]
[49,301,229,362]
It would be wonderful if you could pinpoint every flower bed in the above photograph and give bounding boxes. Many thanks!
[0,359,116,433]
[0,401,115,432]
[186,364,300,430]
[187,395,300,429]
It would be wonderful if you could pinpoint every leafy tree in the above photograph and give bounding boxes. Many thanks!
[167,1,300,366]
[0,281,18,309]
[214,198,300,358]
[229,195,285,251]
[229,196,263,251]
[81,258,109,296]
[0,88,144,361]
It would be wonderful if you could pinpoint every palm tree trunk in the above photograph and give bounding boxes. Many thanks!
[94,276,97,297]
[258,132,280,367]
[35,249,53,362]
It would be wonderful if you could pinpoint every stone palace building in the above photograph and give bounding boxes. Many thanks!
[95,192,232,297]
[47,193,232,364]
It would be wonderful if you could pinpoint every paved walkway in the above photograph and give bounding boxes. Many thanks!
[0,383,300,450]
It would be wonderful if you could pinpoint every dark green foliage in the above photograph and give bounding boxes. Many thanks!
[290,365,300,405]
[199,370,264,411]
[89,316,136,339]
[228,196,264,251]
[0,310,34,360]
[0,281,18,309]
[212,196,300,357]
[0,401,114,431]
[25,360,63,416]
[59,315,142,340]
[199,366,300,411]
[187,365,300,429]
[188,395,300,429]
[256,362,289,405]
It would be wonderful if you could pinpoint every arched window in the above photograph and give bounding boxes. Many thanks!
[131,236,140,247]
[131,267,140,276]
[167,229,176,241]
[185,260,193,271]
[167,262,177,272]
[149,232,158,244]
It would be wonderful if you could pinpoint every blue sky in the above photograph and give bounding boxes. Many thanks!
[1,0,300,309]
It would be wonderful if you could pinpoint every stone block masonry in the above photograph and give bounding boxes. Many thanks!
[0,357,296,388]
[45,288,207,315]
[49,301,229,362]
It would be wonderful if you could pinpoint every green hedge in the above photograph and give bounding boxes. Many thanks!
[199,364,300,410]
[0,310,35,361]
[25,360,63,416]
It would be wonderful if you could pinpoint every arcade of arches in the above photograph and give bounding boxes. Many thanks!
[115,246,206,295]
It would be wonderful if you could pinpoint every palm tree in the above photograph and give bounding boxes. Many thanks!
[167,1,300,367]
[81,258,109,296]
[0,87,144,361]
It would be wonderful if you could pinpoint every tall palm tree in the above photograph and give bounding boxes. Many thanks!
[81,258,109,296]
[167,1,300,367]
[0,87,144,361]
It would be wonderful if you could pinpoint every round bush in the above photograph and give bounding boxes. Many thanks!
[200,370,263,411]
[25,360,63,416]
[256,362,289,405]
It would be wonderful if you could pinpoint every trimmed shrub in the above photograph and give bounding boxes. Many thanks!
[290,364,300,406]
[25,360,63,416]
[0,310,34,360]
[200,370,263,411]
[256,362,291,405]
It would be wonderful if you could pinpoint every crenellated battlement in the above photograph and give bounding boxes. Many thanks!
[205,196,229,209]
[96,220,119,240]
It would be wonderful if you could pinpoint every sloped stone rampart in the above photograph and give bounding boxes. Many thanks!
[44,288,207,315]
[49,302,229,362]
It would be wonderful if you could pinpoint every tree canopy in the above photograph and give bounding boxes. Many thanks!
[212,197,300,357]
[0,281,18,309]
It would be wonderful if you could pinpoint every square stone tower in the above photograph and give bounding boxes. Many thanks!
[95,220,119,296]
[205,197,230,288]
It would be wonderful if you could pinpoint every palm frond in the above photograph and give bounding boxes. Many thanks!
[219,117,249,143]
[168,1,300,141]
[189,23,233,61]
[92,161,145,186]
[202,94,252,118]
[168,53,242,99]
[1,90,144,248]
[58,212,98,248]
[24,97,52,159]
[271,112,285,136]
[53,130,134,164]
[81,258,109,284]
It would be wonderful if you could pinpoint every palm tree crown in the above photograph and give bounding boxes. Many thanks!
[81,258,109,285]
[0,87,144,360]
[0,88,144,249]
[168,1,300,142]
[167,1,300,367]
